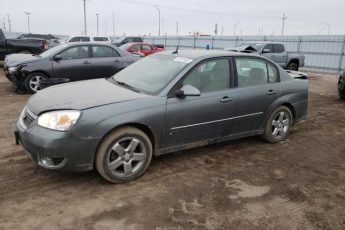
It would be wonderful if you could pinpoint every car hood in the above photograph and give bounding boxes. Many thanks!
[27,79,149,115]
[4,53,40,67]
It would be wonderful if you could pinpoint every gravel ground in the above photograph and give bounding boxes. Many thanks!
[0,70,345,230]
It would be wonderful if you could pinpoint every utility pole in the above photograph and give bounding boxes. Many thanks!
[112,11,115,36]
[96,13,99,36]
[221,26,224,36]
[154,6,160,36]
[6,14,11,32]
[24,11,32,33]
[233,20,241,36]
[176,22,179,36]
[104,18,107,36]
[214,23,218,36]
[83,0,87,35]
[323,22,331,35]
[281,12,287,36]
[2,17,6,32]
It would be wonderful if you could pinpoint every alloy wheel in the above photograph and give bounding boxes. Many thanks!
[29,75,46,92]
[271,111,290,138]
[107,137,147,177]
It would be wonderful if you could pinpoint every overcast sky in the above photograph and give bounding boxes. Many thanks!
[0,0,344,36]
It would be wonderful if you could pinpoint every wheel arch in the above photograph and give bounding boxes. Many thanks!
[93,122,157,166]
[280,102,296,124]
[287,59,299,67]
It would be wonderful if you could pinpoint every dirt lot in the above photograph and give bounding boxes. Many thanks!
[0,70,345,230]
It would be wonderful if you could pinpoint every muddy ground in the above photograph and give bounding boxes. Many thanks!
[0,70,345,230]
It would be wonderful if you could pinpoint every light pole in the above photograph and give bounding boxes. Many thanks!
[6,14,11,32]
[154,6,160,36]
[233,20,241,36]
[112,12,115,36]
[281,12,287,36]
[323,22,331,35]
[24,11,32,33]
[96,14,99,36]
[83,0,87,35]
[176,22,179,36]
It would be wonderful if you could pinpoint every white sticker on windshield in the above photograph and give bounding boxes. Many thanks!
[174,57,193,64]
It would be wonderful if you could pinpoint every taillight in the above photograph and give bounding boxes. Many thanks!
[42,40,48,49]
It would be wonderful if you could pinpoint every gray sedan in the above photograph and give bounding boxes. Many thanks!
[15,50,308,183]
[4,42,139,93]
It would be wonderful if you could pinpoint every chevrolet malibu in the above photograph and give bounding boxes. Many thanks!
[15,50,308,183]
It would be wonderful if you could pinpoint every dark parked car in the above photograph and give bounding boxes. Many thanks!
[3,42,139,93]
[338,71,345,100]
[0,29,48,61]
[112,36,143,47]
[17,33,61,48]
[15,50,308,183]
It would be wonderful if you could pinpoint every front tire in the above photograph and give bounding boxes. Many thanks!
[262,106,292,143]
[339,90,345,100]
[96,127,153,183]
[24,72,48,93]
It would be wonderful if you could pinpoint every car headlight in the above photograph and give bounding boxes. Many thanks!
[38,110,81,131]
[8,66,20,73]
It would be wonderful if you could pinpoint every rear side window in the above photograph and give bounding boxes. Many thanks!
[92,46,119,57]
[133,37,143,42]
[141,45,152,51]
[235,58,268,87]
[267,62,279,83]
[274,44,284,53]
[94,37,109,41]
[59,46,89,60]
[183,59,230,93]
[69,37,90,42]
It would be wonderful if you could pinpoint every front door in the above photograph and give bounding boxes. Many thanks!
[164,58,235,149]
[53,45,92,81]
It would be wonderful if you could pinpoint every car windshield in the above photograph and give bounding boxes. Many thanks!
[112,54,191,95]
[239,42,263,51]
[39,44,68,58]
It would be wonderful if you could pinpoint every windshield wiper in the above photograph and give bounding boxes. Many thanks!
[113,79,142,93]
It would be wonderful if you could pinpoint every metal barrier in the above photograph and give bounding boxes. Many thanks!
[144,35,345,74]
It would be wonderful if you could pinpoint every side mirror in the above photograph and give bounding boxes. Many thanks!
[54,55,62,61]
[262,49,271,54]
[175,85,201,98]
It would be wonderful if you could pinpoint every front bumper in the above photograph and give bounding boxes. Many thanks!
[14,120,100,172]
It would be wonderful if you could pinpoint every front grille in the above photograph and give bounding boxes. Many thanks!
[21,108,37,128]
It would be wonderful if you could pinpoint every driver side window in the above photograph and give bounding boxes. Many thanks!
[183,59,230,93]
[59,46,89,60]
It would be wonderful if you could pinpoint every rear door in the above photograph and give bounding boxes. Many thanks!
[52,45,92,81]
[164,58,236,148]
[273,44,288,68]
[228,57,281,134]
[91,45,123,79]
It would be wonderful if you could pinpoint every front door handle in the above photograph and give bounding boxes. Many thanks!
[266,89,277,95]
[220,96,233,103]
[83,61,90,64]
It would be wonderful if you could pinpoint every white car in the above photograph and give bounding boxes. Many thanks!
[68,36,111,43]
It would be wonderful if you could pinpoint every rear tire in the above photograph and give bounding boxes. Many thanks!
[96,127,153,183]
[262,106,292,143]
[339,90,345,100]
[287,62,298,71]
[24,72,48,93]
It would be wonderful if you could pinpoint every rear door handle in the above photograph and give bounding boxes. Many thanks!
[83,61,90,64]
[220,96,233,103]
[266,89,277,95]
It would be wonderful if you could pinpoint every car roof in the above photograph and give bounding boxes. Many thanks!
[159,49,258,59]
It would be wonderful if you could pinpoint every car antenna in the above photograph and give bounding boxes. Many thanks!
[172,46,179,54]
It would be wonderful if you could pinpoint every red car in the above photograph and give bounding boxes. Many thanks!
[120,42,163,56]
